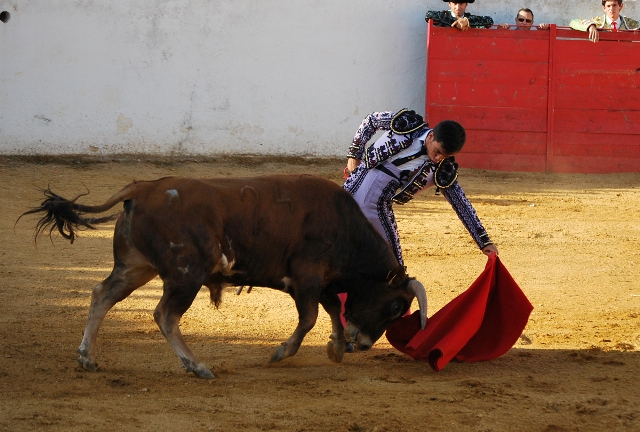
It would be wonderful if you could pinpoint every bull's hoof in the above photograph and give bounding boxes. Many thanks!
[269,344,287,363]
[326,339,345,363]
[180,357,215,379]
[192,365,215,379]
[77,355,97,372]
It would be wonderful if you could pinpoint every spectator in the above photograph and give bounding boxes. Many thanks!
[426,1,493,31]
[498,8,550,30]
[570,0,639,43]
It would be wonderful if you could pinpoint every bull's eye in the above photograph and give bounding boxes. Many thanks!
[392,303,402,315]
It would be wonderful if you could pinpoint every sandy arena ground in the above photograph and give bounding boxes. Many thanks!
[0,156,638,431]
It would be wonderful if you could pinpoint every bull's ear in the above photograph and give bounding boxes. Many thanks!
[386,266,407,287]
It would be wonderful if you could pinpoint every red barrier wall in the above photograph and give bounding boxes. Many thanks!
[425,22,640,173]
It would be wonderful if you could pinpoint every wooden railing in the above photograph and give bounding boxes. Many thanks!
[425,22,640,173]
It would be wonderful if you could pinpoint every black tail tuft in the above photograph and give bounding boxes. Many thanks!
[17,187,119,244]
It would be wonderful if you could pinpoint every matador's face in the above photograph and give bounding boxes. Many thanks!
[603,1,623,22]
[424,132,455,163]
[449,2,468,18]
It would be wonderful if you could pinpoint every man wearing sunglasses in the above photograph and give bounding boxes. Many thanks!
[426,1,494,31]
[498,8,550,30]
[570,0,639,43]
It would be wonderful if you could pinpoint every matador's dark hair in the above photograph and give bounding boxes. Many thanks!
[433,120,466,155]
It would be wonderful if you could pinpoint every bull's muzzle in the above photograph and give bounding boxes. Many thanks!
[344,322,373,351]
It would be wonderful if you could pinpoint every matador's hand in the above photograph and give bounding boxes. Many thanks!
[346,158,362,173]
[588,24,600,43]
[481,244,498,256]
[452,17,470,31]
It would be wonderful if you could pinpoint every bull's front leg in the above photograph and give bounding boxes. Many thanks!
[319,291,346,363]
[154,280,214,379]
[269,276,321,363]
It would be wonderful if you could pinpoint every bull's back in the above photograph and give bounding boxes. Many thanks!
[124,175,357,276]
[199,174,351,250]
[139,174,346,219]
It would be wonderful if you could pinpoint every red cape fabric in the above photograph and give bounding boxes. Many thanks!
[385,254,533,371]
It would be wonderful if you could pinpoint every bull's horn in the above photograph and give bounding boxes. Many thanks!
[408,280,428,330]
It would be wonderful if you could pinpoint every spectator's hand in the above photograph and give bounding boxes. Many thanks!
[538,23,550,30]
[481,244,498,256]
[452,16,470,31]
[346,158,361,173]
[497,23,510,29]
[588,24,599,43]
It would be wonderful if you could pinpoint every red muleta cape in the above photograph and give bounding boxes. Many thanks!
[385,253,533,371]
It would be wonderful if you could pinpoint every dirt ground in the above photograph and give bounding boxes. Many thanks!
[0,156,638,432]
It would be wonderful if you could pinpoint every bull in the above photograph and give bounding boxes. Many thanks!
[21,174,427,378]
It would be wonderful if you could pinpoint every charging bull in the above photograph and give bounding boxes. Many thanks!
[21,174,427,378]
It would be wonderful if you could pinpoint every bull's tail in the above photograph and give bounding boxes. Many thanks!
[18,183,138,244]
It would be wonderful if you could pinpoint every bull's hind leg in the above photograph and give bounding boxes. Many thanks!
[270,275,322,363]
[153,281,214,379]
[77,264,157,372]
[320,291,346,363]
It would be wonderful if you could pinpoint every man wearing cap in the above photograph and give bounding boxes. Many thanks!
[570,0,639,43]
[426,1,494,31]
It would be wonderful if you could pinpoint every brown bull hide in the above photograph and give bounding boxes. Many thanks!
[20,174,426,378]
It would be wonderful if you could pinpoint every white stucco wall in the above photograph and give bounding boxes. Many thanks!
[0,0,637,156]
